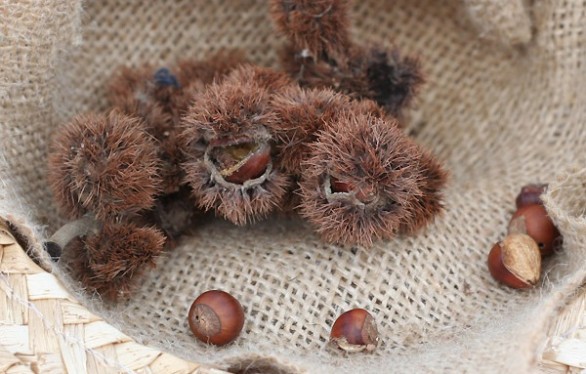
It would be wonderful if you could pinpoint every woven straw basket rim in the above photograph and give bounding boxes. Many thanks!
[0,218,235,374]
[0,219,584,373]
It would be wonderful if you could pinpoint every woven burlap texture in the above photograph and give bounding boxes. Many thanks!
[463,0,533,46]
[1,0,585,373]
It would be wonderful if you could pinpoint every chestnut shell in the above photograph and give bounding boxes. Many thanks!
[188,290,245,346]
[487,234,541,289]
[330,308,379,352]
[510,204,560,256]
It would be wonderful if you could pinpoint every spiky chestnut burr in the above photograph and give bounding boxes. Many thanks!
[66,221,166,301]
[48,111,161,220]
[175,49,249,90]
[108,50,247,193]
[108,71,191,196]
[180,65,291,225]
[269,85,387,175]
[298,113,446,246]
[270,0,424,119]
[269,0,352,60]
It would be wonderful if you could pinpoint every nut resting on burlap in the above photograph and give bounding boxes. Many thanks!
[1,1,586,373]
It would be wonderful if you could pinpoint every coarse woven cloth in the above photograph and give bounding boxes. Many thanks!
[1,0,585,372]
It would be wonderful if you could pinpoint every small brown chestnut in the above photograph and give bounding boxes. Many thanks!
[330,308,379,353]
[509,204,560,256]
[188,290,245,346]
[328,176,378,205]
[515,183,547,209]
[487,234,541,289]
[330,177,353,194]
[210,142,271,184]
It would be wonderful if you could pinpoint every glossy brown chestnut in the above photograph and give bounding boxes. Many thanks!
[515,183,547,209]
[330,177,353,194]
[212,142,271,184]
[188,290,245,346]
[329,177,378,205]
[487,234,541,289]
[330,308,379,352]
[509,204,560,256]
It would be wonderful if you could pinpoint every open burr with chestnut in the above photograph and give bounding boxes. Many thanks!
[107,51,249,240]
[180,65,291,225]
[297,111,447,246]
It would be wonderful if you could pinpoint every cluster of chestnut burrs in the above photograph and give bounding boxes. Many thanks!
[46,0,447,301]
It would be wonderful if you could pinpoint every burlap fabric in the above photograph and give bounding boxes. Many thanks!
[1,0,585,373]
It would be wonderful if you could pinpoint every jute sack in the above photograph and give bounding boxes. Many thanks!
[1,0,585,372]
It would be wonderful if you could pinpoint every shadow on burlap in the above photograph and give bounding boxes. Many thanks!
[1,0,585,372]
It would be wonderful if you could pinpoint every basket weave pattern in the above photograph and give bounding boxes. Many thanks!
[0,219,214,374]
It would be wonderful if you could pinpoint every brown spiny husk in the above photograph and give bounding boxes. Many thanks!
[364,48,424,118]
[180,65,291,225]
[142,185,200,247]
[269,0,351,59]
[398,149,448,234]
[107,50,247,193]
[271,0,424,119]
[109,64,187,194]
[175,49,249,88]
[269,86,388,175]
[298,113,446,246]
[67,221,165,301]
[280,44,424,119]
[48,110,161,220]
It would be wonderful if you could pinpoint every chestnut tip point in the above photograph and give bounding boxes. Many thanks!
[515,183,548,209]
